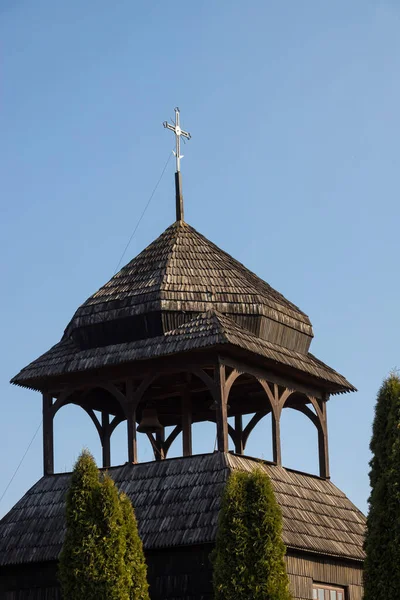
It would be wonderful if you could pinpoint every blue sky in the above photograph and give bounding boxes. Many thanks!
[1,0,400,517]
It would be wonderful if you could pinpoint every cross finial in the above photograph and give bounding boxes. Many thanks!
[163,107,191,172]
[163,108,191,221]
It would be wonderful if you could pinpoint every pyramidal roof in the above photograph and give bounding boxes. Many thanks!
[11,220,355,394]
[64,220,313,343]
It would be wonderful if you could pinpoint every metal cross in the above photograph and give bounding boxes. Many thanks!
[163,107,191,172]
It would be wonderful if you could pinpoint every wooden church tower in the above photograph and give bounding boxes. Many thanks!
[0,109,365,600]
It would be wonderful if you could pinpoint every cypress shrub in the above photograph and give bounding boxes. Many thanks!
[59,450,103,598]
[120,492,150,599]
[59,451,149,600]
[212,468,291,600]
[91,474,130,599]
[364,374,400,600]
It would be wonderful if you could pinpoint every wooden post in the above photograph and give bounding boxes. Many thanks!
[234,415,244,454]
[156,428,165,461]
[126,379,138,464]
[215,363,228,453]
[318,396,330,479]
[182,387,192,456]
[175,171,184,221]
[101,412,111,468]
[42,393,54,476]
[272,412,282,466]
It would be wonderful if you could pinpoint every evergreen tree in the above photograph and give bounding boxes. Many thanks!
[120,492,150,600]
[364,374,400,600]
[59,449,102,598]
[212,469,291,600]
[91,474,130,599]
[59,451,149,600]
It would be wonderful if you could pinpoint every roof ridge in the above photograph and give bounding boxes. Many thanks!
[160,219,184,291]
[179,223,311,323]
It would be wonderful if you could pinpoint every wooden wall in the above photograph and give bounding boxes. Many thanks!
[0,548,363,600]
[286,552,363,600]
[0,561,60,599]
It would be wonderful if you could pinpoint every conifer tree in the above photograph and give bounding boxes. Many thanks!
[91,474,130,599]
[120,492,150,600]
[59,449,102,598]
[59,451,149,600]
[364,374,400,600]
[212,469,291,600]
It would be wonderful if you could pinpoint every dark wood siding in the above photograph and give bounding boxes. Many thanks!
[285,553,363,600]
[0,562,60,599]
[0,549,363,600]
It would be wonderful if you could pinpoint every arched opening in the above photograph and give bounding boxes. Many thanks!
[280,392,320,475]
[135,369,216,459]
[54,404,102,472]
[137,432,159,463]
[163,425,183,459]
[110,419,127,466]
[192,421,218,455]
[242,412,273,461]
[225,373,274,459]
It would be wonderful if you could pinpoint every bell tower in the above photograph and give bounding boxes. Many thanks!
[12,109,354,478]
[3,109,364,600]
[13,225,354,478]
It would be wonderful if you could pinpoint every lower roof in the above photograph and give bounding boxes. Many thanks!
[0,452,365,566]
[11,311,355,394]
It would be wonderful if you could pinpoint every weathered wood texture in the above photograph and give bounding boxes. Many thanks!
[64,220,313,347]
[11,221,355,398]
[0,549,364,600]
[0,453,365,568]
[286,553,364,599]
[11,311,354,395]
[0,561,60,599]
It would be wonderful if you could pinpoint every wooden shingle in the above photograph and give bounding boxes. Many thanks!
[0,453,365,567]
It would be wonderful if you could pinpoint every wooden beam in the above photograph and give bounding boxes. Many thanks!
[44,351,218,397]
[42,393,54,476]
[234,415,244,455]
[101,412,111,468]
[220,355,325,400]
[215,363,228,452]
[155,428,165,461]
[272,413,282,466]
[126,379,137,463]
[181,387,192,456]
[318,397,330,479]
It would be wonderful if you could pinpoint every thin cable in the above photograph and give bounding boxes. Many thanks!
[0,420,42,506]
[113,150,173,274]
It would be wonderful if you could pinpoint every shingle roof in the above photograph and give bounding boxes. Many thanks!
[0,453,366,566]
[64,220,312,340]
[11,311,354,393]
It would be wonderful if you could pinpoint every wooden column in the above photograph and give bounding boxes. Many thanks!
[126,379,138,464]
[42,393,54,476]
[155,428,165,461]
[318,396,330,479]
[234,415,244,454]
[181,387,192,456]
[215,363,228,453]
[101,412,111,468]
[272,412,282,466]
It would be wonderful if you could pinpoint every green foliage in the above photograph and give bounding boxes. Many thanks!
[212,468,291,600]
[364,374,400,600]
[59,449,102,599]
[59,450,149,600]
[120,492,150,600]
